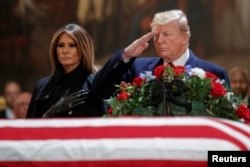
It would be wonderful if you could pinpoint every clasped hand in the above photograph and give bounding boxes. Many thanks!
[42,89,88,118]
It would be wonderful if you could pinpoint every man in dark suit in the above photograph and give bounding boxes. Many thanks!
[93,9,230,99]
[0,81,21,118]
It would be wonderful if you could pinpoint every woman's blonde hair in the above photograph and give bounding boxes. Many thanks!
[49,23,97,74]
[151,9,190,37]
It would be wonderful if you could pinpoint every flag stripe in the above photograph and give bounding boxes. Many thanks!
[0,117,249,167]
[0,125,248,150]
[0,117,240,127]
[0,125,243,139]
[215,118,250,137]
[0,138,240,161]
[0,160,207,167]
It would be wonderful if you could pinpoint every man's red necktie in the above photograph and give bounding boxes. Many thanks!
[168,62,174,67]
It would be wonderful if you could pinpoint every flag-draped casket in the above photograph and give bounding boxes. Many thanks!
[0,117,249,167]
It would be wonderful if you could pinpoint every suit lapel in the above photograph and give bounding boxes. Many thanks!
[147,58,163,71]
[185,49,198,67]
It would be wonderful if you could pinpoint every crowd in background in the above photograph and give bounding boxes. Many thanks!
[0,80,31,119]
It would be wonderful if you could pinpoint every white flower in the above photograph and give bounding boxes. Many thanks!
[225,92,235,103]
[140,71,155,81]
[139,73,145,79]
[190,68,206,79]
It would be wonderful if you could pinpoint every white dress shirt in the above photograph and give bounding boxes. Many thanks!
[164,49,190,66]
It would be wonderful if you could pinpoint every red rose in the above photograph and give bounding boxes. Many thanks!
[117,90,129,101]
[210,82,227,97]
[236,104,250,120]
[206,72,218,81]
[173,66,185,77]
[107,107,113,115]
[154,65,165,79]
[132,77,145,88]
[244,120,250,124]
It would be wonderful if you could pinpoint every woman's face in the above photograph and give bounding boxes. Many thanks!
[56,33,80,73]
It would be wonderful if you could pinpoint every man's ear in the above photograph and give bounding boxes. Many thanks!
[181,33,189,45]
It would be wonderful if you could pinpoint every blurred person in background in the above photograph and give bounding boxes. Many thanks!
[0,81,21,119]
[229,66,250,108]
[0,96,6,111]
[27,23,105,118]
[13,91,31,119]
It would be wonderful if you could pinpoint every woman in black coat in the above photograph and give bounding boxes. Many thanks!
[26,24,105,118]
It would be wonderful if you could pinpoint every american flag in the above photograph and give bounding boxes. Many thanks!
[0,117,249,167]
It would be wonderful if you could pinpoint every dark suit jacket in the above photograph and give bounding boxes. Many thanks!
[93,49,230,99]
[0,109,7,118]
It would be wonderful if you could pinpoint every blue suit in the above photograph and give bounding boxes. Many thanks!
[93,49,230,99]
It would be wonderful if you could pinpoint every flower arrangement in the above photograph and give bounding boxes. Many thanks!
[105,64,250,124]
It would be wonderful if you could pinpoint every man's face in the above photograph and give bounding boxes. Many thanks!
[230,71,249,98]
[14,93,31,118]
[151,21,188,62]
[4,82,21,109]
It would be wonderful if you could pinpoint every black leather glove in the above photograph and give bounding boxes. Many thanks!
[42,89,88,118]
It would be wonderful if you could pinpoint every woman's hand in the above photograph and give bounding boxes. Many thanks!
[42,89,88,118]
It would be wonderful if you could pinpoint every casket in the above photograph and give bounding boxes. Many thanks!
[0,117,249,167]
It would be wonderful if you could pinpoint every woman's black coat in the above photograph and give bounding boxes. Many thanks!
[26,65,105,118]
